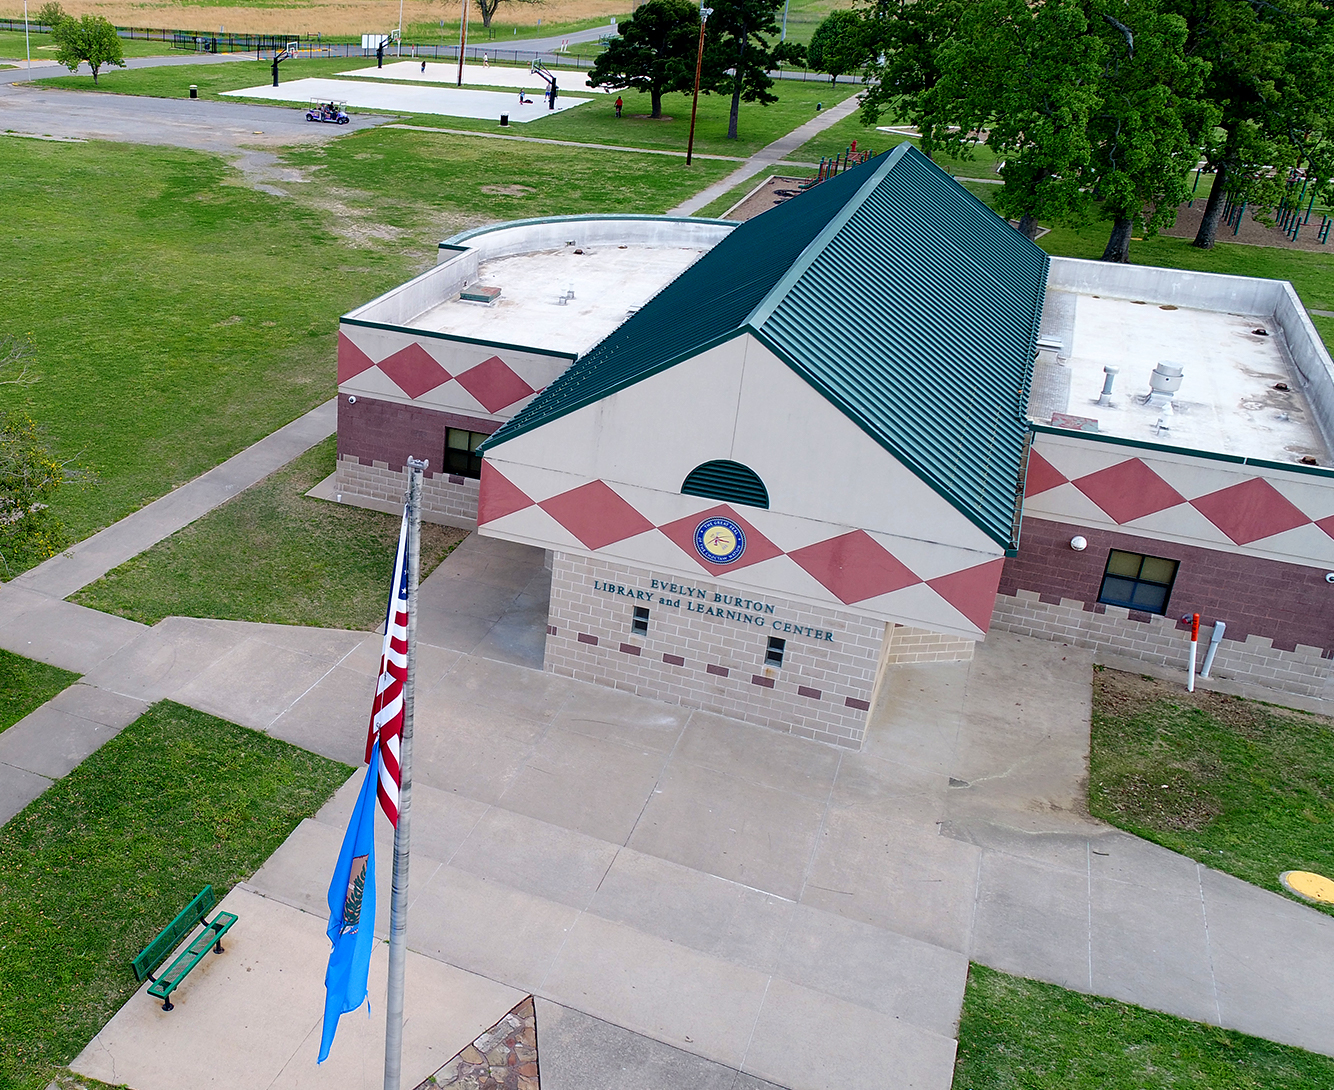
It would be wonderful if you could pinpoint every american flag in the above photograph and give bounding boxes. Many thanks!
[365,511,409,826]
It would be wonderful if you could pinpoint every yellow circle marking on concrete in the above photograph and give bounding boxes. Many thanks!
[1280,870,1334,904]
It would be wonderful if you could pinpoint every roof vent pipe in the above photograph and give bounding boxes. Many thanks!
[1098,366,1119,406]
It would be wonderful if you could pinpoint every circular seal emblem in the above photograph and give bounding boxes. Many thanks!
[695,517,746,565]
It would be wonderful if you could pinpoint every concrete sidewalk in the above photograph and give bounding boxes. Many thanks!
[13,398,336,600]
[668,92,864,217]
[19,532,1327,1089]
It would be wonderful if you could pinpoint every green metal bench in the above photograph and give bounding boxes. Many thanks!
[131,885,238,1011]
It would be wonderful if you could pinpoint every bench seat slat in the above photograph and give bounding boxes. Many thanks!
[147,912,238,1003]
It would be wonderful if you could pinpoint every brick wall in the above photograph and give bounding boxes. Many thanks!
[336,395,499,525]
[335,456,482,527]
[545,552,894,748]
[993,516,1334,698]
[337,394,498,477]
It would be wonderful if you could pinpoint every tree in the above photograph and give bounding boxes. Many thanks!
[856,0,964,148]
[474,0,544,30]
[1164,0,1313,248]
[703,0,805,139]
[808,9,870,84]
[34,1,66,29]
[51,13,125,84]
[0,337,88,576]
[588,0,700,119]
[924,0,1104,237]
[1085,0,1215,261]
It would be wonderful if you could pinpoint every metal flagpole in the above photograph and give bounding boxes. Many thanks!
[383,457,426,1090]
[396,0,404,56]
[24,0,31,68]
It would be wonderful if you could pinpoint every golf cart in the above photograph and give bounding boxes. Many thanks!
[306,100,350,124]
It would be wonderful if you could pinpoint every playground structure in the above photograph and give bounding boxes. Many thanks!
[1188,165,1333,245]
[800,145,876,189]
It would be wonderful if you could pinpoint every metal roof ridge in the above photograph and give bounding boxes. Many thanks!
[744,143,912,332]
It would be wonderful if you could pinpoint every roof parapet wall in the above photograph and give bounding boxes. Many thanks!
[343,215,737,333]
[1047,255,1334,460]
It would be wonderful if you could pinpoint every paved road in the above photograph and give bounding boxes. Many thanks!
[0,51,388,191]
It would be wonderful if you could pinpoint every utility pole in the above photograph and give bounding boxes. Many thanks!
[456,0,469,87]
[685,7,712,166]
[382,457,425,1090]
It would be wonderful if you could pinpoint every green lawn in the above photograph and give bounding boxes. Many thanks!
[0,700,349,1090]
[73,437,465,629]
[35,60,860,158]
[0,650,79,732]
[278,123,733,227]
[955,963,1334,1089]
[1090,668,1334,917]
[0,29,180,59]
[0,122,729,579]
[0,135,417,574]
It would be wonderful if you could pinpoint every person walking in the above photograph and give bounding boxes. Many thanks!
[615,96,623,118]
[420,59,426,73]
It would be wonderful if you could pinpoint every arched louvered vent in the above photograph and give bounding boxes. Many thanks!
[681,460,769,509]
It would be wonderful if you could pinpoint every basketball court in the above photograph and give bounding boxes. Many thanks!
[341,60,602,92]
[221,77,590,122]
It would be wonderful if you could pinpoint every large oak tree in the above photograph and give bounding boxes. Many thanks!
[588,0,701,119]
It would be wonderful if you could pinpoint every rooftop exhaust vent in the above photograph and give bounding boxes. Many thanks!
[460,285,502,304]
[1149,361,1184,396]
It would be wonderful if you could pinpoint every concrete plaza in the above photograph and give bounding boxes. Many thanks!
[222,78,591,123]
[3,524,1334,1088]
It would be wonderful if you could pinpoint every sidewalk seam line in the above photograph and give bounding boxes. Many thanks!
[1196,862,1224,1025]
[1086,841,1094,990]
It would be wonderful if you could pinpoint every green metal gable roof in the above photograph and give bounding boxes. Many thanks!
[481,145,1049,549]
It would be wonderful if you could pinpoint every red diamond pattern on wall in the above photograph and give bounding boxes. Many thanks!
[1317,514,1334,541]
[658,504,784,574]
[788,530,920,604]
[1190,477,1311,544]
[378,344,452,399]
[927,557,1007,633]
[1023,448,1069,498]
[456,356,536,414]
[337,332,377,383]
[540,480,655,550]
[1073,458,1186,524]
[477,461,535,525]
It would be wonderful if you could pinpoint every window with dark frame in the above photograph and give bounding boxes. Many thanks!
[766,636,786,667]
[632,606,650,635]
[444,428,488,478]
[1097,550,1179,615]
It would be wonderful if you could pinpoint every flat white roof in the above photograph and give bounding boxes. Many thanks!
[410,244,708,357]
[1032,292,1330,464]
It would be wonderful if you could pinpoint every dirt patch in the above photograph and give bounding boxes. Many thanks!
[480,183,535,196]
[725,174,810,221]
[1163,199,1334,253]
[628,114,674,121]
